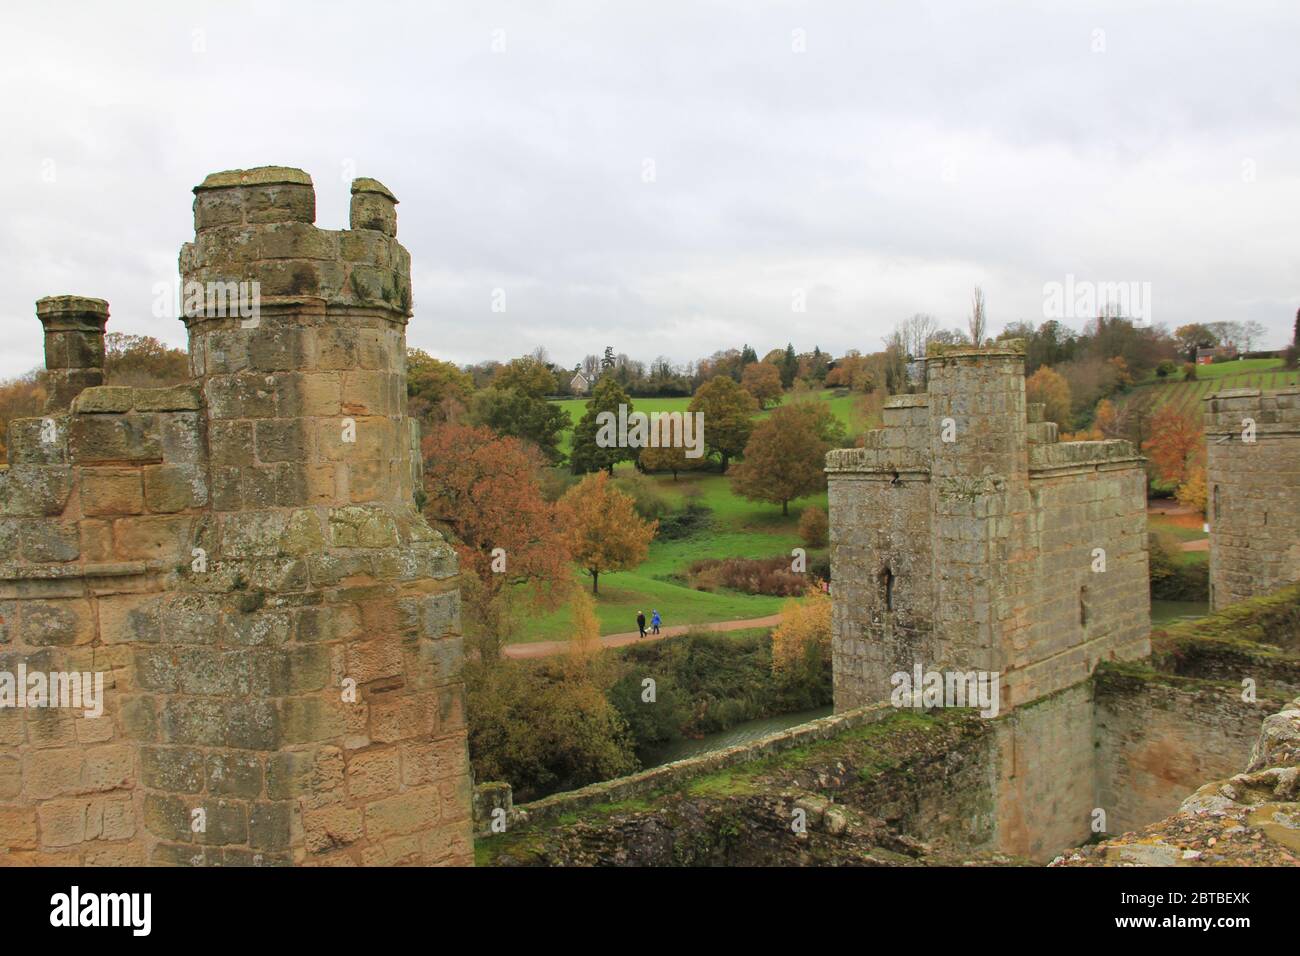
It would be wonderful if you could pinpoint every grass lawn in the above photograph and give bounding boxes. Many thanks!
[1135,356,1284,386]
[513,463,828,644]
[1148,509,1205,543]
[519,387,848,644]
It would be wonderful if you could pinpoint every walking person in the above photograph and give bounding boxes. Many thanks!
[636,610,647,639]
[651,609,661,635]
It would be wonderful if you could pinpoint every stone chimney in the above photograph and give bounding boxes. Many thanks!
[36,294,109,411]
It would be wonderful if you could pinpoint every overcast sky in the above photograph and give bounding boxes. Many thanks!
[2,1,1297,379]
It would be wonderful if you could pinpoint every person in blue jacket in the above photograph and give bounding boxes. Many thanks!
[650,609,661,635]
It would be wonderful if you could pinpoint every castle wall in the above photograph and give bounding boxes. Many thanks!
[1009,454,1150,706]
[0,167,472,866]
[1204,386,1300,610]
[1093,670,1276,836]
[826,345,1150,860]
[826,345,1149,714]
[992,682,1096,861]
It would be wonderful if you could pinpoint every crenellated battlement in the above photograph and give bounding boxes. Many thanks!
[825,345,1150,715]
[180,166,412,323]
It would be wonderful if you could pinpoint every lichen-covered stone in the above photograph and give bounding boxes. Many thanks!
[2,165,468,867]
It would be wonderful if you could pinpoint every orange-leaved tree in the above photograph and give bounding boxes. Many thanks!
[1025,365,1072,427]
[557,471,657,595]
[730,401,839,515]
[422,421,571,655]
[1175,465,1208,515]
[771,585,832,677]
[1093,398,1120,437]
[741,361,783,408]
[1142,405,1202,486]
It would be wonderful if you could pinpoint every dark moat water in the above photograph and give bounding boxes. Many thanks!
[644,705,834,767]
[1151,599,1209,624]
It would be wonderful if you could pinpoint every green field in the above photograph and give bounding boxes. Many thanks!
[552,388,860,456]
[519,387,855,644]
[515,465,827,642]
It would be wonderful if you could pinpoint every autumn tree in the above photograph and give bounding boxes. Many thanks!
[688,375,757,471]
[798,505,828,547]
[824,351,875,392]
[1175,465,1208,515]
[492,354,558,398]
[730,402,839,515]
[1025,365,1072,427]
[1142,405,1203,486]
[103,333,189,386]
[570,376,635,475]
[407,349,474,422]
[566,588,602,670]
[557,471,657,594]
[771,585,832,678]
[638,431,705,480]
[1093,398,1119,437]
[741,361,783,408]
[0,372,46,461]
[422,421,571,657]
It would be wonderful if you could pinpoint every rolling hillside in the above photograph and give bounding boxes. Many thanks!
[1118,358,1298,419]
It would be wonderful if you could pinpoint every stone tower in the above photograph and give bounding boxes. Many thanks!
[1203,385,1300,609]
[826,343,1151,714]
[0,167,472,866]
[826,343,1151,858]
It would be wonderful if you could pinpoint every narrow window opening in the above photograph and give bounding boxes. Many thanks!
[1213,484,1220,522]
[1079,586,1088,627]
[880,566,895,611]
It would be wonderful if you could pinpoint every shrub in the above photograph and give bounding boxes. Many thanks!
[1183,362,1198,381]
[686,556,806,596]
[1156,360,1177,378]
[611,630,831,746]
[771,587,832,681]
[656,502,712,540]
[463,656,638,802]
[611,471,672,522]
[798,506,829,547]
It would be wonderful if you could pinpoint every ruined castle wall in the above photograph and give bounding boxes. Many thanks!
[0,168,472,867]
[1092,668,1281,838]
[992,682,1096,861]
[1204,386,1300,610]
[1008,455,1150,706]
[826,346,1151,861]
[827,346,1148,714]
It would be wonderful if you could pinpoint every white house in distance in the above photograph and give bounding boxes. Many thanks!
[570,370,592,394]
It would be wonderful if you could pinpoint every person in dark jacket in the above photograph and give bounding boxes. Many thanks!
[636,611,647,638]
